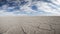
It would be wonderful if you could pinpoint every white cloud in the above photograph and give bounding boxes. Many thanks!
[0,0,60,16]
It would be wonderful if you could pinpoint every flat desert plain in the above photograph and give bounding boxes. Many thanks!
[0,16,60,34]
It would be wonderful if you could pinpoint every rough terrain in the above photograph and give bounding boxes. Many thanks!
[0,16,60,34]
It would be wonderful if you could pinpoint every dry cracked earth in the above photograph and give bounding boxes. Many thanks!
[0,16,60,34]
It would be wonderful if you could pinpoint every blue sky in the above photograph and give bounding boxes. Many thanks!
[0,0,60,16]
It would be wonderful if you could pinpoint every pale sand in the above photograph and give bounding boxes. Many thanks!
[0,16,60,34]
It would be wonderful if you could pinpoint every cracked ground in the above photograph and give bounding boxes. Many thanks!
[0,16,60,34]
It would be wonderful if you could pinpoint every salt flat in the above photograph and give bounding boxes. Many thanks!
[0,16,60,34]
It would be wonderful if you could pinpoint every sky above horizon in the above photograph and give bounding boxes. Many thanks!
[0,0,60,16]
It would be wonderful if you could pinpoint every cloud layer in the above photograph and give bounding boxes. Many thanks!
[0,0,60,16]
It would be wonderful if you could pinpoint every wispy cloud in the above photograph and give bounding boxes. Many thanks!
[0,0,60,16]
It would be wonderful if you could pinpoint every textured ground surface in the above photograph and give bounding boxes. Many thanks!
[0,16,60,34]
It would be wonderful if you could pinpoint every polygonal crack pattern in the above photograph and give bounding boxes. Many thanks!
[0,16,60,34]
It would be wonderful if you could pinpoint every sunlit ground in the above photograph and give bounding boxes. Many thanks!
[0,16,60,34]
